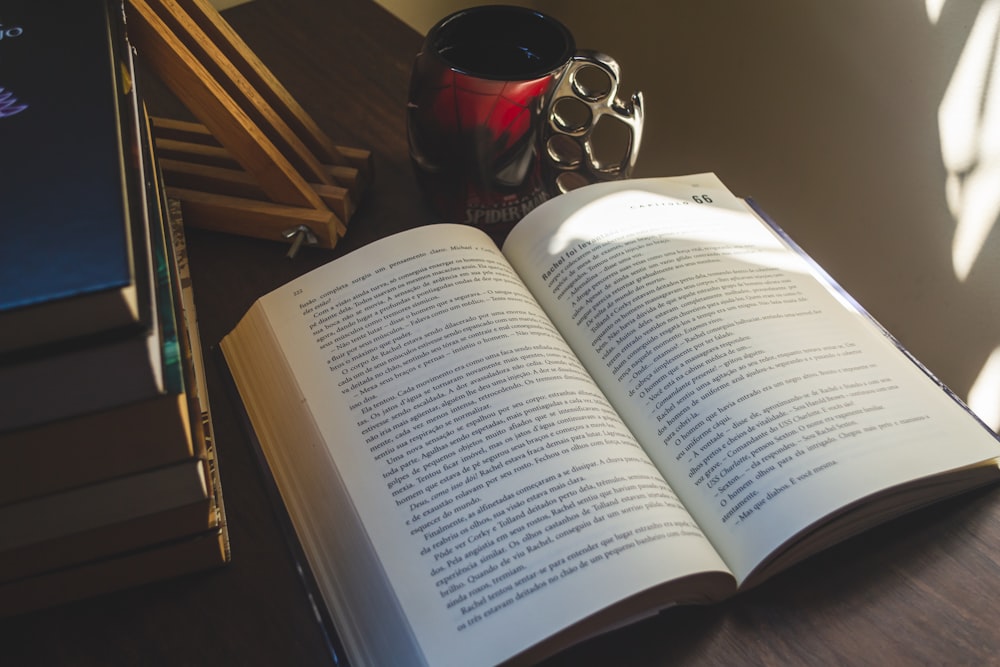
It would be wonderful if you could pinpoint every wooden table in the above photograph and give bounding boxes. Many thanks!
[3,0,1000,664]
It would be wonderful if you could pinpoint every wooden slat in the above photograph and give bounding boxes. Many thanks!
[150,117,222,146]
[159,158,263,200]
[149,0,335,187]
[159,158,355,223]
[172,0,359,173]
[166,187,342,249]
[155,137,238,168]
[152,117,369,192]
[127,0,328,211]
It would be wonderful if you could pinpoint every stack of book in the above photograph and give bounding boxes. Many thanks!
[0,0,229,617]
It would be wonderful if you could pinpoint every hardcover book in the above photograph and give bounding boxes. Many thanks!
[0,0,149,353]
[221,174,1000,666]
[0,457,211,583]
[0,87,192,500]
[0,197,230,617]
[0,2,171,431]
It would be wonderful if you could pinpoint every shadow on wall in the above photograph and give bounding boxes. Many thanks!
[382,0,1000,428]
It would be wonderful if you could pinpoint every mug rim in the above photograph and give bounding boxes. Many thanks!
[426,4,576,81]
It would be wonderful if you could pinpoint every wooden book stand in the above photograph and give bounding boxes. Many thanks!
[126,0,372,253]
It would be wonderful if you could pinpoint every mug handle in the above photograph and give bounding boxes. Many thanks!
[544,50,644,194]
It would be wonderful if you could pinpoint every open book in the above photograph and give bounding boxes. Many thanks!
[221,174,1000,667]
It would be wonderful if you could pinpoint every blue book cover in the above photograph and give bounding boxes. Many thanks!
[0,0,147,353]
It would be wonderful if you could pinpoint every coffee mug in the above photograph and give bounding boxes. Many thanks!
[407,5,643,238]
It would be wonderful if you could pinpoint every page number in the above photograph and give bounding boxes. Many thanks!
[692,194,713,204]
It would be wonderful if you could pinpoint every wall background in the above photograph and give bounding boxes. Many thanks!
[212,0,1000,427]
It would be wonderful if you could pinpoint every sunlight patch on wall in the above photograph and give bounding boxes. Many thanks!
[933,0,1000,428]
[926,0,946,24]
[969,346,1000,430]
[937,0,1000,282]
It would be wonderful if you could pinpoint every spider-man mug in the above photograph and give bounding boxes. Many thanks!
[407,5,644,240]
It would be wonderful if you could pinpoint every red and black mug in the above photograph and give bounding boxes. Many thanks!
[407,5,644,239]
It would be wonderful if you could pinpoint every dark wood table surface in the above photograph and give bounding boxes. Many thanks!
[3,0,1000,665]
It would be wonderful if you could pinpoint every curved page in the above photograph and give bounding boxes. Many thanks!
[234,223,735,667]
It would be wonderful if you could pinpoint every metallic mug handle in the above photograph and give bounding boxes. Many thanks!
[544,50,644,193]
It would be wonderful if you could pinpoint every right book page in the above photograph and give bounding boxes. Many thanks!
[503,173,1000,586]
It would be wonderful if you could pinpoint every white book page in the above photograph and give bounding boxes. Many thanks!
[503,175,1000,584]
[253,223,734,667]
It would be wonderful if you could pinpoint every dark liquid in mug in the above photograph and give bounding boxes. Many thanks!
[439,41,547,78]
[431,7,574,80]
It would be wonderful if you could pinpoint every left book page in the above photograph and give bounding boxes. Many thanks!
[222,224,735,667]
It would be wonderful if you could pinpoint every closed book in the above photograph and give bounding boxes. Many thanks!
[0,459,209,568]
[0,496,216,583]
[0,0,149,353]
[0,389,194,506]
[0,198,230,611]
[0,14,174,431]
[0,324,164,431]
[0,161,190,502]
[0,527,229,618]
